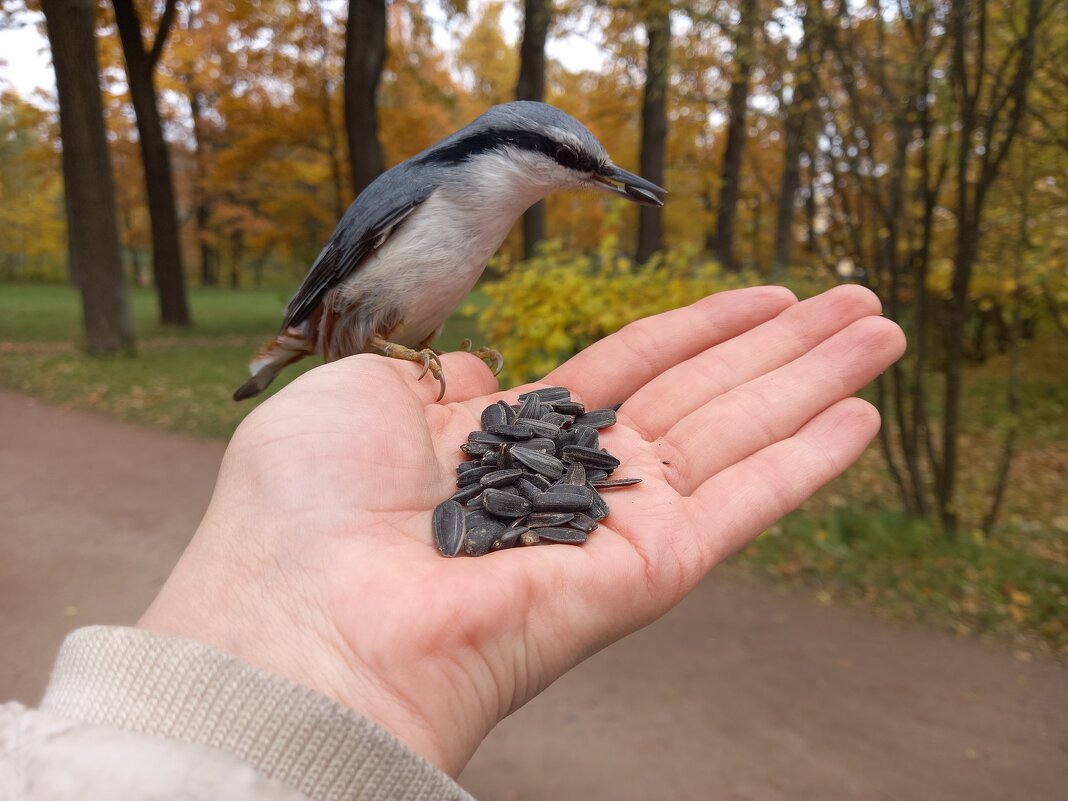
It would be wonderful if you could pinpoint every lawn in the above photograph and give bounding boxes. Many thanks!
[2,281,1065,656]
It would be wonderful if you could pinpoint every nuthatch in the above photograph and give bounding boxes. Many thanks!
[233,101,666,402]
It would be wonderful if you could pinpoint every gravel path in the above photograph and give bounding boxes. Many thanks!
[1,389,1064,799]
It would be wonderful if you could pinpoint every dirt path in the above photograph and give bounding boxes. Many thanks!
[1,389,1065,799]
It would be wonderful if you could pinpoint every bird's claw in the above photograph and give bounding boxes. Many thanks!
[458,339,504,375]
[373,338,447,401]
[473,347,504,376]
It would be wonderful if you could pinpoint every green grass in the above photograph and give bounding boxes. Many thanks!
[2,280,1065,656]
[735,509,1068,653]
[0,282,485,438]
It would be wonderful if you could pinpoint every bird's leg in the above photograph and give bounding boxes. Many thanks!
[458,339,505,376]
[370,336,446,401]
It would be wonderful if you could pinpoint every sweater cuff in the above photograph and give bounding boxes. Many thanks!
[41,626,473,801]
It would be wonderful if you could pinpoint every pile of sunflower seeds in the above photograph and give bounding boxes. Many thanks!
[432,386,641,557]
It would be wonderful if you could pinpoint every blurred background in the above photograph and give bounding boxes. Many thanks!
[0,0,1066,796]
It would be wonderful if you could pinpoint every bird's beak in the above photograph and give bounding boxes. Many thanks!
[591,164,667,207]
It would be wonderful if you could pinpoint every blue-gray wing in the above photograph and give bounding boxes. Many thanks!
[280,170,438,331]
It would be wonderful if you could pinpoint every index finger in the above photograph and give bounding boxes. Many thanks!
[545,286,797,408]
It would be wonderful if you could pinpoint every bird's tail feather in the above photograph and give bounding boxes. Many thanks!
[233,328,314,401]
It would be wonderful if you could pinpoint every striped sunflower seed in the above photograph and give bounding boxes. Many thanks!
[457,465,497,487]
[561,445,621,471]
[518,386,571,403]
[432,501,466,557]
[481,403,508,430]
[573,409,617,429]
[483,489,533,518]
[480,468,524,488]
[532,491,593,513]
[536,527,587,544]
[591,477,643,489]
[511,447,566,479]
[526,512,575,527]
[569,512,599,533]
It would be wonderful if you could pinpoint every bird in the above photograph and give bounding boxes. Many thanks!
[233,101,666,403]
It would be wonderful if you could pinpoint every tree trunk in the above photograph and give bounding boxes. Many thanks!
[515,0,551,259]
[188,90,217,286]
[637,5,670,264]
[772,0,818,279]
[345,0,387,197]
[713,0,757,270]
[112,0,191,325]
[42,0,134,353]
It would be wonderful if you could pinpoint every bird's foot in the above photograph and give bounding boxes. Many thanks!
[372,338,447,401]
[458,339,504,376]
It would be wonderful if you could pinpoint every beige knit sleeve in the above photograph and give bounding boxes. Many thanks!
[40,626,475,801]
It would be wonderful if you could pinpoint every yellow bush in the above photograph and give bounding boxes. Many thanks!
[478,236,762,386]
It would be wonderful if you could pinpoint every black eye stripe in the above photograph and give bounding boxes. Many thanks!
[420,128,599,173]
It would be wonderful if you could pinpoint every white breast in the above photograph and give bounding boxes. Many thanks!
[337,148,576,348]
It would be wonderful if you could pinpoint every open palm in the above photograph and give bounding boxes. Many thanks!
[140,285,904,775]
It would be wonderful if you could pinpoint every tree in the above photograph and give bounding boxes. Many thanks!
[771,0,819,279]
[813,0,1044,531]
[636,1,671,263]
[41,0,134,352]
[112,0,191,325]
[515,0,552,259]
[711,0,757,269]
[345,0,387,196]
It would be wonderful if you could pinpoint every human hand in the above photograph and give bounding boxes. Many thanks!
[139,285,904,775]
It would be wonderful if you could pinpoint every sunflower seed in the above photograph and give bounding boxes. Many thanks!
[461,442,493,457]
[483,489,533,518]
[515,477,544,503]
[526,473,553,490]
[492,526,524,551]
[457,465,497,487]
[433,501,466,557]
[511,447,565,479]
[468,431,509,445]
[519,530,541,546]
[536,527,587,544]
[550,400,585,415]
[533,491,593,513]
[499,399,518,424]
[481,468,524,488]
[585,469,610,482]
[464,511,505,556]
[518,386,571,402]
[481,403,507,430]
[573,409,617,429]
[449,484,484,503]
[468,494,484,510]
[497,443,514,469]
[481,451,499,465]
[512,437,556,455]
[487,423,536,440]
[457,461,484,475]
[563,461,587,486]
[546,483,596,502]
[561,445,621,471]
[539,411,571,427]
[569,512,599,533]
[526,512,575,527]
[516,394,541,419]
[587,487,610,520]
[591,477,643,489]
[522,418,563,440]
[570,425,600,449]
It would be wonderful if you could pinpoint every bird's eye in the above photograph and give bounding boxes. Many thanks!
[555,146,579,169]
